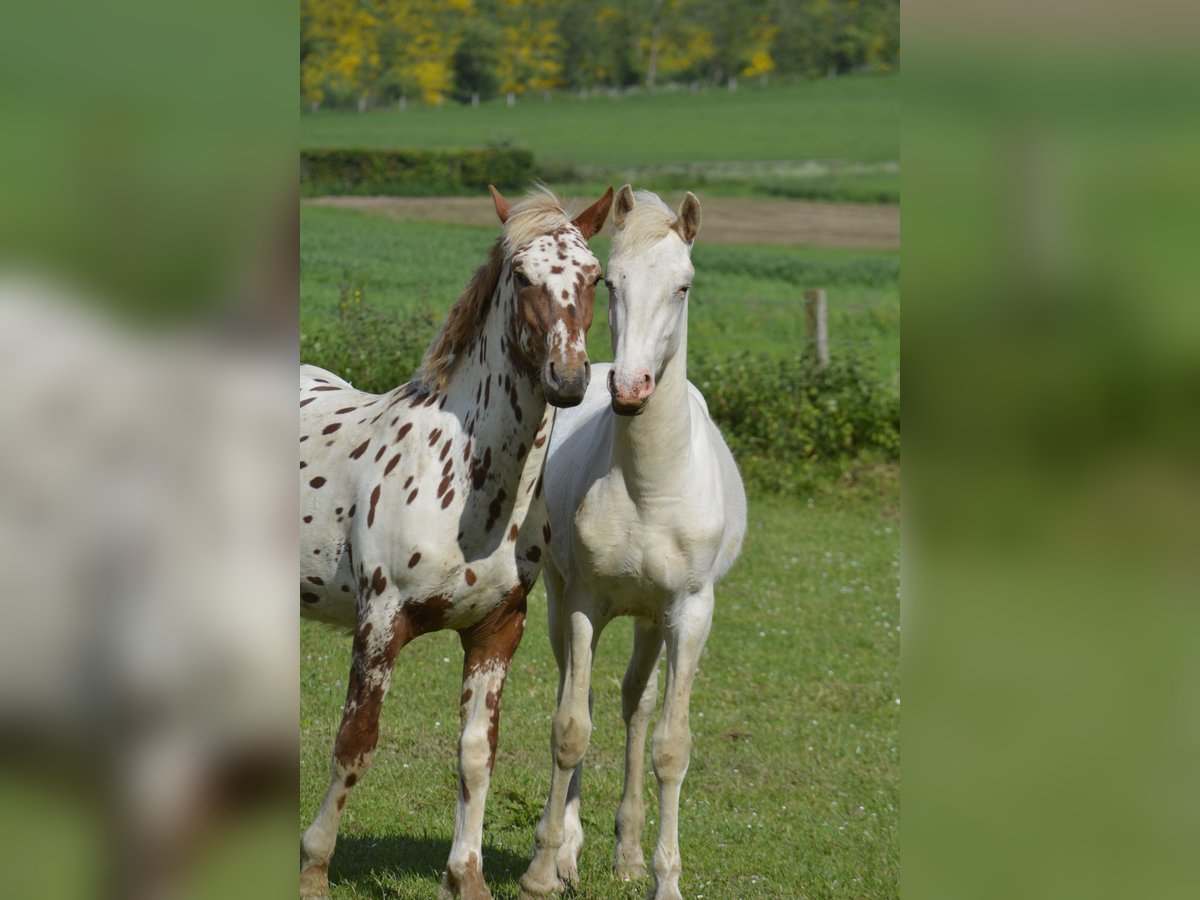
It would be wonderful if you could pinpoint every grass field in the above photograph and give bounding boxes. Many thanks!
[300,206,900,390]
[301,490,900,899]
[301,75,900,203]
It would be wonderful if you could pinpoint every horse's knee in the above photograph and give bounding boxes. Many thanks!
[553,708,591,771]
[459,721,492,782]
[651,728,691,784]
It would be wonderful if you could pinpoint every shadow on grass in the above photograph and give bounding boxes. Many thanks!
[330,832,530,896]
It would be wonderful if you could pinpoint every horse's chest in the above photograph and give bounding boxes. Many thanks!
[572,481,717,602]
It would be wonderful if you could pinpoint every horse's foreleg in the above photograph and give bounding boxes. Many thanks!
[614,617,664,880]
[301,605,410,898]
[556,689,590,888]
[650,588,714,900]
[520,595,604,898]
[440,589,528,900]
[545,566,586,887]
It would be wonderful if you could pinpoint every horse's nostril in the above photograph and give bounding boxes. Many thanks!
[584,361,591,382]
[549,361,557,383]
[607,370,616,393]
[642,373,651,385]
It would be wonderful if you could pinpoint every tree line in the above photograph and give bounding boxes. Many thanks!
[301,0,899,109]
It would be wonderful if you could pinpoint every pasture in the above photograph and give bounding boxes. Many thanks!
[299,197,900,896]
[301,491,899,899]
[301,75,900,204]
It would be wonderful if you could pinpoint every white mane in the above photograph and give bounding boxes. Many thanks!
[612,190,681,258]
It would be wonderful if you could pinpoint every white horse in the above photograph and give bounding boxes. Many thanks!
[300,186,612,899]
[519,187,746,900]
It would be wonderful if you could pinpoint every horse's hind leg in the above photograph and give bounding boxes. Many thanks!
[301,603,411,897]
[440,587,528,900]
[614,617,664,880]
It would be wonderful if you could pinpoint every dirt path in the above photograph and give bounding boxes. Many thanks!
[304,195,899,250]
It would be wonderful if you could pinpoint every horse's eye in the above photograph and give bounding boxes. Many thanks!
[677,285,691,295]
[514,271,531,289]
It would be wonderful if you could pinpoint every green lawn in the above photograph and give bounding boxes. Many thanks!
[301,490,900,898]
[300,205,900,390]
[301,76,898,166]
[302,75,900,203]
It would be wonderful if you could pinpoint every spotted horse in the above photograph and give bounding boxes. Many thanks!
[299,185,612,899]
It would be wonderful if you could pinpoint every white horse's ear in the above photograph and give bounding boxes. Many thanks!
[489,184,512,224]
[572,186,614,240]
[613,184,635,229]
[674,192,701,243]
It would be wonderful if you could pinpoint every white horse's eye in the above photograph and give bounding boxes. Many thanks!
[676,285,690,296]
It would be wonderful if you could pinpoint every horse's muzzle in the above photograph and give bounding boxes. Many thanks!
[543,357,590,408]
[608,367,653,415]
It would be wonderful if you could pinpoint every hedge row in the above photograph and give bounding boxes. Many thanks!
[692,351,900,494]
[300,147,535,196]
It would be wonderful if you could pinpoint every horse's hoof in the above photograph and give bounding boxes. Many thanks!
[440,862,493,900]
[440,881,493,900]
[614,857,648,881]
[517,872,560,899]
[614,844,649,881]
[299,863,330,898]
[557,860,580,889]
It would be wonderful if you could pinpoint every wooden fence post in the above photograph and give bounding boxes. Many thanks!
[804,289,830,367]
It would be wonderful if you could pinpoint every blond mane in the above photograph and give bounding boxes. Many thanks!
[612,190,681,259]
[415,187,573,390]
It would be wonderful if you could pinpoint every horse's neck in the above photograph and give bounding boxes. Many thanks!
[612,326,692,490]
[444,281,547,483]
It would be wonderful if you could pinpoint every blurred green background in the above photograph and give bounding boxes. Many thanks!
[903,18,1200,900]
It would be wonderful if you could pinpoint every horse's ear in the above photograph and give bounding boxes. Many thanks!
[489,184,512,224]
[572,187,613,241]
[674,191,701,243]
[613,184,635,229]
